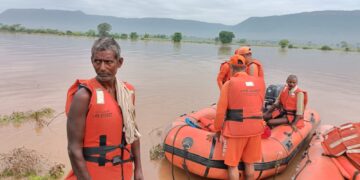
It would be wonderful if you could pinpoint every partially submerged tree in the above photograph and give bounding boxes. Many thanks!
[279,39,290,48]
[218,31,235,44]
[130,32,139,40]
[172,32,182,42]
[97,23,112,37]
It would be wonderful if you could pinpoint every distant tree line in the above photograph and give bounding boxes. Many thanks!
[0,23,358,52]
[0,23,173,41]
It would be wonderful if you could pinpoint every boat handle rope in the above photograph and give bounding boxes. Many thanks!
[273,151,283,180]
[292,132,317,179]
[171,124,190,180]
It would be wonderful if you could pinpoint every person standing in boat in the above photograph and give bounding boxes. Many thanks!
[216,57,231,90]
[212,55,266,180]
[65,37,143,180]
[217,46,264,90]
[235,46,264,78]
[263,74,307,128]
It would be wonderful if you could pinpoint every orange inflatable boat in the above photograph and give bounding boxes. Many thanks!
[164,105,320,179]
[294,124,360,180]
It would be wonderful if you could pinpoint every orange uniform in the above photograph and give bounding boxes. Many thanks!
[214,72,265,166]
[65,78,133,180]
[246,59,264,78]
[278,86,307,123]
[217,61,231,89]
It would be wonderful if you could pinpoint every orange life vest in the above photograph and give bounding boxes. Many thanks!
[322,123,360,180]
[322,122,360,157]
[65,78,133,180]
[279,86,308,123]
[222,74,265,137]
[246,59,264,78]
[219,61,231,83]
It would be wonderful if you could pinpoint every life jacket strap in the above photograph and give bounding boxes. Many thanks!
[82,135,134,166]
[225,109,263,122]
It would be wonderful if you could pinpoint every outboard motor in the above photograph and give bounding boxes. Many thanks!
[264,84,284,112]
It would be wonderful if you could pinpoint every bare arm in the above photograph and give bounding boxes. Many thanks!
[131,140,144,180]
[67,88,91,180]
[248,63,259,77]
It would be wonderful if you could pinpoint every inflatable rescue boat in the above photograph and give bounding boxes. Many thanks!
[164,85,321,179]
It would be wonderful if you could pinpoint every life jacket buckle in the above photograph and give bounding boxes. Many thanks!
[112,155,123,165]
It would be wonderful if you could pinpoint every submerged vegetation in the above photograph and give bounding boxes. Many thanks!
[149,144,165,160]
[0,147,65,179]
[0,108,55,127]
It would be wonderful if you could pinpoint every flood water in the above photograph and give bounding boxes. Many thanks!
[0,33,359,179]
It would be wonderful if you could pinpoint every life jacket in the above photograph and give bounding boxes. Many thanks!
[322,123,360,180]
[322,122,360,157]
[278,86,308,123]
[222,73,265,137]
[246,59,264,78]
[65,78,133,180]
[219,61,231,83]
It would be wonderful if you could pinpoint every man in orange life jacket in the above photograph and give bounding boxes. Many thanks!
[235,46,264,78]
[217,46,264,90]
[211,55,265,180]
[216,57,231,90]
[263,75,307,128]
[65,37,143,180]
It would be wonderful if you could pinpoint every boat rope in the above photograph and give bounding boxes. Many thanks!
[171,124,189,180]
[292,143,313,179]
[272,151,283,180]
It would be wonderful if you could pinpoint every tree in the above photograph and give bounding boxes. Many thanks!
[130,32,138,40]
[172,32,182,42]
[97,22,112,37]
[85,29,96,37]
[120,33,128,39]
[144,33,150,39]
[279,39,289,48]
[340,41,350,51]
[239,38,247,44]
[320,45,332,51]
[218,31,235,44]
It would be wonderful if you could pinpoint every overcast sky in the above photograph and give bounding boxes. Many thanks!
[0,0,359,25]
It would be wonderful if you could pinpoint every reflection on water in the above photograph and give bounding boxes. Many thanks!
[172,42,181,53]
[0,33,360,179]
[217,45,233,56]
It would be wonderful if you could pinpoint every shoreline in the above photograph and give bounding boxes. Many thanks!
[1,25,359,53]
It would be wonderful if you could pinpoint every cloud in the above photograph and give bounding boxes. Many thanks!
[1,0,359,25]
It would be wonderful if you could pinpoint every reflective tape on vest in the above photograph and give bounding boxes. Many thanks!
[330,139,344,149]
[343,134,359,142]
[347,149,360,153]
[329,134,359,149]
[347,144,360,150]
[96,89,105,104]
[339,123,354,130]
[334,150,347,157]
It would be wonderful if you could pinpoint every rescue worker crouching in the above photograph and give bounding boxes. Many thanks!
[210,55,266,180]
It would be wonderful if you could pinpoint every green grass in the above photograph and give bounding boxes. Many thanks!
[0,108,55,126]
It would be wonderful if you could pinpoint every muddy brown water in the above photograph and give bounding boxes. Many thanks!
[0,33,359,179]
